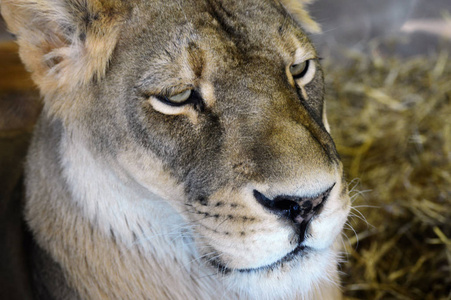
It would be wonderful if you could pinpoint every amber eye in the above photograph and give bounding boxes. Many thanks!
[289,60,310,79]
[167,89,192,104]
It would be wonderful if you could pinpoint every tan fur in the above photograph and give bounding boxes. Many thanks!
[2,1,350,299]
[279,0,321,33]
[1,0,125,114]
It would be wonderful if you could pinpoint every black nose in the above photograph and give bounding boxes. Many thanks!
[253,185,334,236]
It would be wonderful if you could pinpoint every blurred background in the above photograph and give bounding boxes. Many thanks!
[311,0,451,58]
[1,0,450,299]
[308,1,451,299]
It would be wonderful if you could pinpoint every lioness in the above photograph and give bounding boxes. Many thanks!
[1,0,350,299]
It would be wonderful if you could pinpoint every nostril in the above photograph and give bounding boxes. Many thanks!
[253,192,308,222]
[253,184,335,223]
[268,198,301,220]
[254,185,334,243]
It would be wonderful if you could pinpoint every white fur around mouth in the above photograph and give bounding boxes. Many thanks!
[208,244,309,274]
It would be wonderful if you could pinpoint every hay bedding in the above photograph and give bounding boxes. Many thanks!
[324,50,451,299]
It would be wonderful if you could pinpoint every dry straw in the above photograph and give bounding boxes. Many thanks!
[325,49,451,299]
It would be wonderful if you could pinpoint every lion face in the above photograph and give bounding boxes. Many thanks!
[92,0,350,279]
[2,0,350,297]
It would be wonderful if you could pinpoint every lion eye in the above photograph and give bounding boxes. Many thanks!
[152,89,204,112]
[289,60,309,79]
[167,89,192,104]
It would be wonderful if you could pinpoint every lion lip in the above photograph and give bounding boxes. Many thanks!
[209,244,308,274]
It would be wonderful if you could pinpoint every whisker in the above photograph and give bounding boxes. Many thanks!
[343,222,359,249]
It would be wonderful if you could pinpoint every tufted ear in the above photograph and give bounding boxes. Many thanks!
[279,0,321,33]
[0,0,126,95]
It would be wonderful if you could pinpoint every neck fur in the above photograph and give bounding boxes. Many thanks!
[25,120,228,299]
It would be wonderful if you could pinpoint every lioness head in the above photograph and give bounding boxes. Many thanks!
[2,0,350,298]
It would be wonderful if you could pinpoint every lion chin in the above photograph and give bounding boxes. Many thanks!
[1,0,350,299]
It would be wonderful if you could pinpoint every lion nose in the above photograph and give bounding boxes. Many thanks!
[253,185,334,234]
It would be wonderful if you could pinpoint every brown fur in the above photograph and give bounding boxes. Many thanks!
[0,42,41,131]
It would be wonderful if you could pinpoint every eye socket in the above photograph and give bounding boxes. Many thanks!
[289,60,310,79]
[153,89,205,112]
[167,89,192,104]
[155,89,194,107]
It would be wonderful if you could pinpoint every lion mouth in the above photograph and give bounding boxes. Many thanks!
[206,199,322,274]
[208,244,310,274]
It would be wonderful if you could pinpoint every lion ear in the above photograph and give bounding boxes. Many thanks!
[1,0,125,95]
[279,0,321,33]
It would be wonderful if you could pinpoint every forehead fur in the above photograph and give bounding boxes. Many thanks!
[1,0,318,119]
[118,0,316,84]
